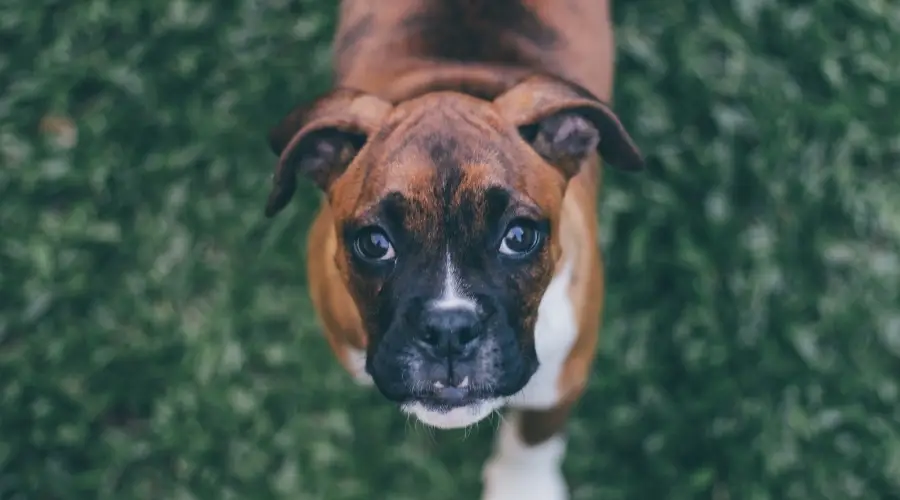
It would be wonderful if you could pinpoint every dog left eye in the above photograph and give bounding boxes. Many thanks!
[498,220,542,257]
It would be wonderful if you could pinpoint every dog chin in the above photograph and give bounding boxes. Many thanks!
[401,398,505,429]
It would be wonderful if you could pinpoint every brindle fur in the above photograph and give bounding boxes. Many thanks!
[268,0,639,448]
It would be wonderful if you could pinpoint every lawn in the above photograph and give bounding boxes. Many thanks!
[1,0,899,499]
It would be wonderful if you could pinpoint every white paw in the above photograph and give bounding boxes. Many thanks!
[344,347,374,386]
[480,413,569,500]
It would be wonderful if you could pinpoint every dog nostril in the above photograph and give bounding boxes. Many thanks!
[418,308,482,349]
[457,324,478,346]
[421,326,441,346]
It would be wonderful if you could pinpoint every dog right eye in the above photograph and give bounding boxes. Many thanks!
[353,227,396,262]
[498,218,543,258]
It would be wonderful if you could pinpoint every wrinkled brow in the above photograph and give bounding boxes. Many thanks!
[350,191,409,227]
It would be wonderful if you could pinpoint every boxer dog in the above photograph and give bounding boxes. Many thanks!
[263,1,644,497]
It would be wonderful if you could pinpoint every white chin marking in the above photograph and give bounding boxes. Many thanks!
[482,412,569,500]
[402,399,503,429]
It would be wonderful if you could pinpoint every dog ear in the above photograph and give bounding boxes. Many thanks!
[265,89,393,217]
[492,75,644,179]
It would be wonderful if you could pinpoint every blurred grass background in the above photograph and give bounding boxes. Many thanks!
[2,0,899,499]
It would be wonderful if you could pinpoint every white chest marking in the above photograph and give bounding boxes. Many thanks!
[507,259,578,410]
[481,411,569,500]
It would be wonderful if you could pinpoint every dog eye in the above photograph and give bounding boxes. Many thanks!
[498,219,542,257]
[353,227,396,261]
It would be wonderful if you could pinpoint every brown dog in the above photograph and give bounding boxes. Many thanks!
[264,1,643,497]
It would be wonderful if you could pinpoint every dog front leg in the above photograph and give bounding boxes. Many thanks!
[481,401,576,500]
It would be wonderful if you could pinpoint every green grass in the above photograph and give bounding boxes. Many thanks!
[2,0,899,499]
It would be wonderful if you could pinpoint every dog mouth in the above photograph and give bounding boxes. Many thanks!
[387,361,532,429]
[413,394,485,412]
[407,377,493,411]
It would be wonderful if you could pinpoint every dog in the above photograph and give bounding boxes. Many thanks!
[263,1,644,497]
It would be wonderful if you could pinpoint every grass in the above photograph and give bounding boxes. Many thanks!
[1,0,899,499]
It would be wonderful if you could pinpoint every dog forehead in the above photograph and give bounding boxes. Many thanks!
[332,94,566,224]
[356,127,517,215]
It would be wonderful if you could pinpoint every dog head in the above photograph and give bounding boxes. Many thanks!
[265,75,643,427]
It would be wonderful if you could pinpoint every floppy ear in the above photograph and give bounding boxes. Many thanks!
[265,89,393,217]
[492,74,644,179]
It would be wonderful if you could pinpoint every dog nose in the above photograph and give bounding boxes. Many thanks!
[418,308,482,351]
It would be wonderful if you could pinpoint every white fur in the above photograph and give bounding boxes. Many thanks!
[431,252,478,311]
[345,347,374,386]
[401,398,504,429]
[506,259,578,410]
[481,412,569,500]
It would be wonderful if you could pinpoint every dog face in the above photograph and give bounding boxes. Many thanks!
[265,75,643,426]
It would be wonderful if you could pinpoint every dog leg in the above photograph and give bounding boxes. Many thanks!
[481,401,575,500]
[344,346,374,386]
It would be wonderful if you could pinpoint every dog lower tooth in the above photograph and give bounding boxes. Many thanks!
[434,381,445,389]
[459,376,470,388]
